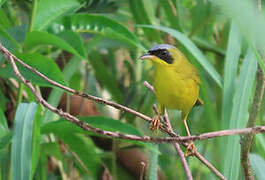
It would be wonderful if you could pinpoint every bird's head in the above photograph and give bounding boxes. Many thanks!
[139,44,179,66]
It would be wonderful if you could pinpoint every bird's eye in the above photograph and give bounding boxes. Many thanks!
[161,50,168,56]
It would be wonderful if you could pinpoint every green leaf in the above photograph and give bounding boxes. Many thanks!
[0,52,67,87]
[42,56,81,124]
[42,116,159,153]
[33,0,81,30]
[140,25,223,88]
[0,131,12,150]
[250,153,265,180]
[0,0,8,7]
[49,13,144,50]
[256,134,265,153]
[11,102,38,180]
[146,145,158,180]
[0,86,8,111]
[88,51,123,103]
[0,26,20,49]
[41,142,63,161]
[216,0,265,74]
[224,50,257,179]
[160,0,180,30]
[24,31,86,59]
[56,133,101,178]
[31,105,42,178]
[34,154,47,180]
[128,0,160,42]
[56,31,86,58]
[221,22,241,129]
[0,149,9,180]
[0,107,8,135]
[220,22,241,171]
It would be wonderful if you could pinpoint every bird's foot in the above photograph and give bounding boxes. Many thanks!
[185,142,196,157]
[150,115,160,131]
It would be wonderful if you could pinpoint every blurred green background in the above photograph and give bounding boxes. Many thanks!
[0,0,265,179]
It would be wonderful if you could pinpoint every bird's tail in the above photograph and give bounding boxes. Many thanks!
[194,98,204,106]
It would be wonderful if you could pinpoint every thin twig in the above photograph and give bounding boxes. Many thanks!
[164,110,193,180]
[2,43,264,180]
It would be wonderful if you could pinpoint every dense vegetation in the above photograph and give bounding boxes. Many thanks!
[0,0,265,179]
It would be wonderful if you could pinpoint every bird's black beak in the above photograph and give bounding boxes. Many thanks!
[138,53,154,60]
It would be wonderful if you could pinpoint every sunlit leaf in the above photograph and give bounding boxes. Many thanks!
[49,13,144,50]
[33,0,81,30]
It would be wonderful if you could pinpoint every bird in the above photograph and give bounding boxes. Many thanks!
[139,44,203,155]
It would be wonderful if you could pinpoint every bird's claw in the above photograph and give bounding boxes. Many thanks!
[185,142,196,157]
[150,115,160,131]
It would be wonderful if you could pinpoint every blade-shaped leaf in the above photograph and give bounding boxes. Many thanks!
[33,0,81,30]
[224,50,257,179]
[0,52,67,87]
[221,22,241,129]
[139,25,222,88]
[24,31,86,59]
[11,102,38,180]
[49,13,144,50]
[220,22,241,172]
[215,0,265,74]
[31,105,42,178]
[250,153,265,180]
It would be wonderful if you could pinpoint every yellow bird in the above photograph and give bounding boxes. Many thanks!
[139,44,203,152]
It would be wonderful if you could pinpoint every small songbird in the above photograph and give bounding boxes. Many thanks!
[139,44,203,155]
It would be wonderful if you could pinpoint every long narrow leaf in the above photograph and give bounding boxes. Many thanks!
[216,0,265,74]
[250,153,265,180]
[224,50,257,179]
[221,22,241,129]
[11,102,38,180]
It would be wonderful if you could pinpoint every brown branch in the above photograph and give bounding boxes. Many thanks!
[164,110,193,180]
[241,66,265,180]
[2,43,265,180]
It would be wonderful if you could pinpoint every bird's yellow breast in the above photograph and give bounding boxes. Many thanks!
[153,63,199,115]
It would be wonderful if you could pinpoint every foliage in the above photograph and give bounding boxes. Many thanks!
[0,0,265,179]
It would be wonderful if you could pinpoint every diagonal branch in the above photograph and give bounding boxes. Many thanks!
[3,43,265,180]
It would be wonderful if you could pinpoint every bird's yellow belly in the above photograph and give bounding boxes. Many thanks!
[154,67,199,113]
